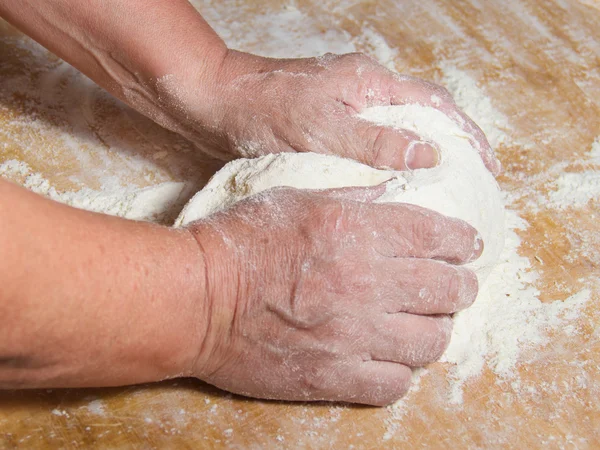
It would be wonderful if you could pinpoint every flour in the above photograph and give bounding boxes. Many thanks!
[176,105,505,283]
[541,137,600,210]
[0,0,593,428]
[173,98,593,407]
[588,136,600,164]
[439,63,510,149]
[198,2,357,59]
[441,207,591,402]
[0,159,189,222]
[547,170,600,210]
[412,63,593,404]
[84,400,106,416]
[176,105,507,404]
[175,153,393,225]
[353,27,399,71]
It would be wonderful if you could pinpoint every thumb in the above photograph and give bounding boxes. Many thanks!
[350,121,440,171]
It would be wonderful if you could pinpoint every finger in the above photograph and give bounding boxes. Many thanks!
[369,314,453,367]
[315,182,389,203]
[338,361,413,406]
[354,202,484,264]
[347,120,440,170]
[363,72,455,107]
[369,258,479,314]
[438,106,501,176]
[366,71,501,175]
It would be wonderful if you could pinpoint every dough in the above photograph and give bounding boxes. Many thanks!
[175,104,505,283]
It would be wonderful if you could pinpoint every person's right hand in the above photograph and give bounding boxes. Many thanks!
[184,184,482,406]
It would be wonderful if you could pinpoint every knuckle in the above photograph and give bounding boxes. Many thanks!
[328,259,373,296]
[425,81,454,102]
[437,85,454,101]
[367,126,389,165]
[268,185,294,196]
[340,52,377,70]
[442,266,479,311]
[365,127,414,168]
[262,185,299,203]
[300,361,340,396]
[395,368,413,395]
[458,221,480,260]
[386,369,413,403]
[410,211,443,255]
[347,51,371,62]
[445,268,463,309]
[313,200,346,234]
[247,186,304,218]
[442,217,478,263]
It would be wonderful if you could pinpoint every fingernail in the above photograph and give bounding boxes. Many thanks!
[455,268,478,310]
[470,233,485,261]
[405,141,440,170]
[494,157,502,175]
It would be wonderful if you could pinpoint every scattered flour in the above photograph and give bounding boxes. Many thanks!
[588,136,600,164]
[542,137,600,210]
[547,170,600,210]
[439,62,510,149]
[85,400,106,416]
[198,2,357,59]
[0,159,189,222]
[440,207,590,403]
[383,368,426,440]
[0,2,595,444]
[50,409,68,417]
[353,27,399,71]
[196,0,400,70]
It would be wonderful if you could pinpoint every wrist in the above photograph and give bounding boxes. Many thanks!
[175,50,277,159]
[0,183,209,388]
[141,225,211,382]
[123,39,229,146]
[88,222,209,386]
[184,221,240,382]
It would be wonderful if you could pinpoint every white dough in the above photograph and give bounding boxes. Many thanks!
[175,104,505,283]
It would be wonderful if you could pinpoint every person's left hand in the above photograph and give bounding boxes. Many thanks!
[157,50,501,174]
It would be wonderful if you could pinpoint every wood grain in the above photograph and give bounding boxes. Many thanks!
[1,0,599,448]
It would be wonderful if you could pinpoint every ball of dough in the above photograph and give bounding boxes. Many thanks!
[175,105,505,283]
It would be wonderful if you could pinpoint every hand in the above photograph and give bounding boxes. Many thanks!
[168,51,501,174]
[184,184,482,405]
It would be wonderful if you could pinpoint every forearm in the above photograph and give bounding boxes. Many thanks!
[0,179,205,388]
[0,0,227,130]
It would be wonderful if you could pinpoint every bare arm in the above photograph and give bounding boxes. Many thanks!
[0,0,500,172]
[0,0,227,134]
[0,179,205,388]
[0,0,223,387]
[0,179,482,404]
[0,0,489,403]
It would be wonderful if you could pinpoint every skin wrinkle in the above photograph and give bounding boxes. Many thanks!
[181,186,482,405]
[179,50,498,172]
[0,0,501,402]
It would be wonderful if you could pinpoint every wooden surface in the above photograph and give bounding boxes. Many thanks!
[1,0,599,448]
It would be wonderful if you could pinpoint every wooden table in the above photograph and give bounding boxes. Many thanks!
[1,0,599,448]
